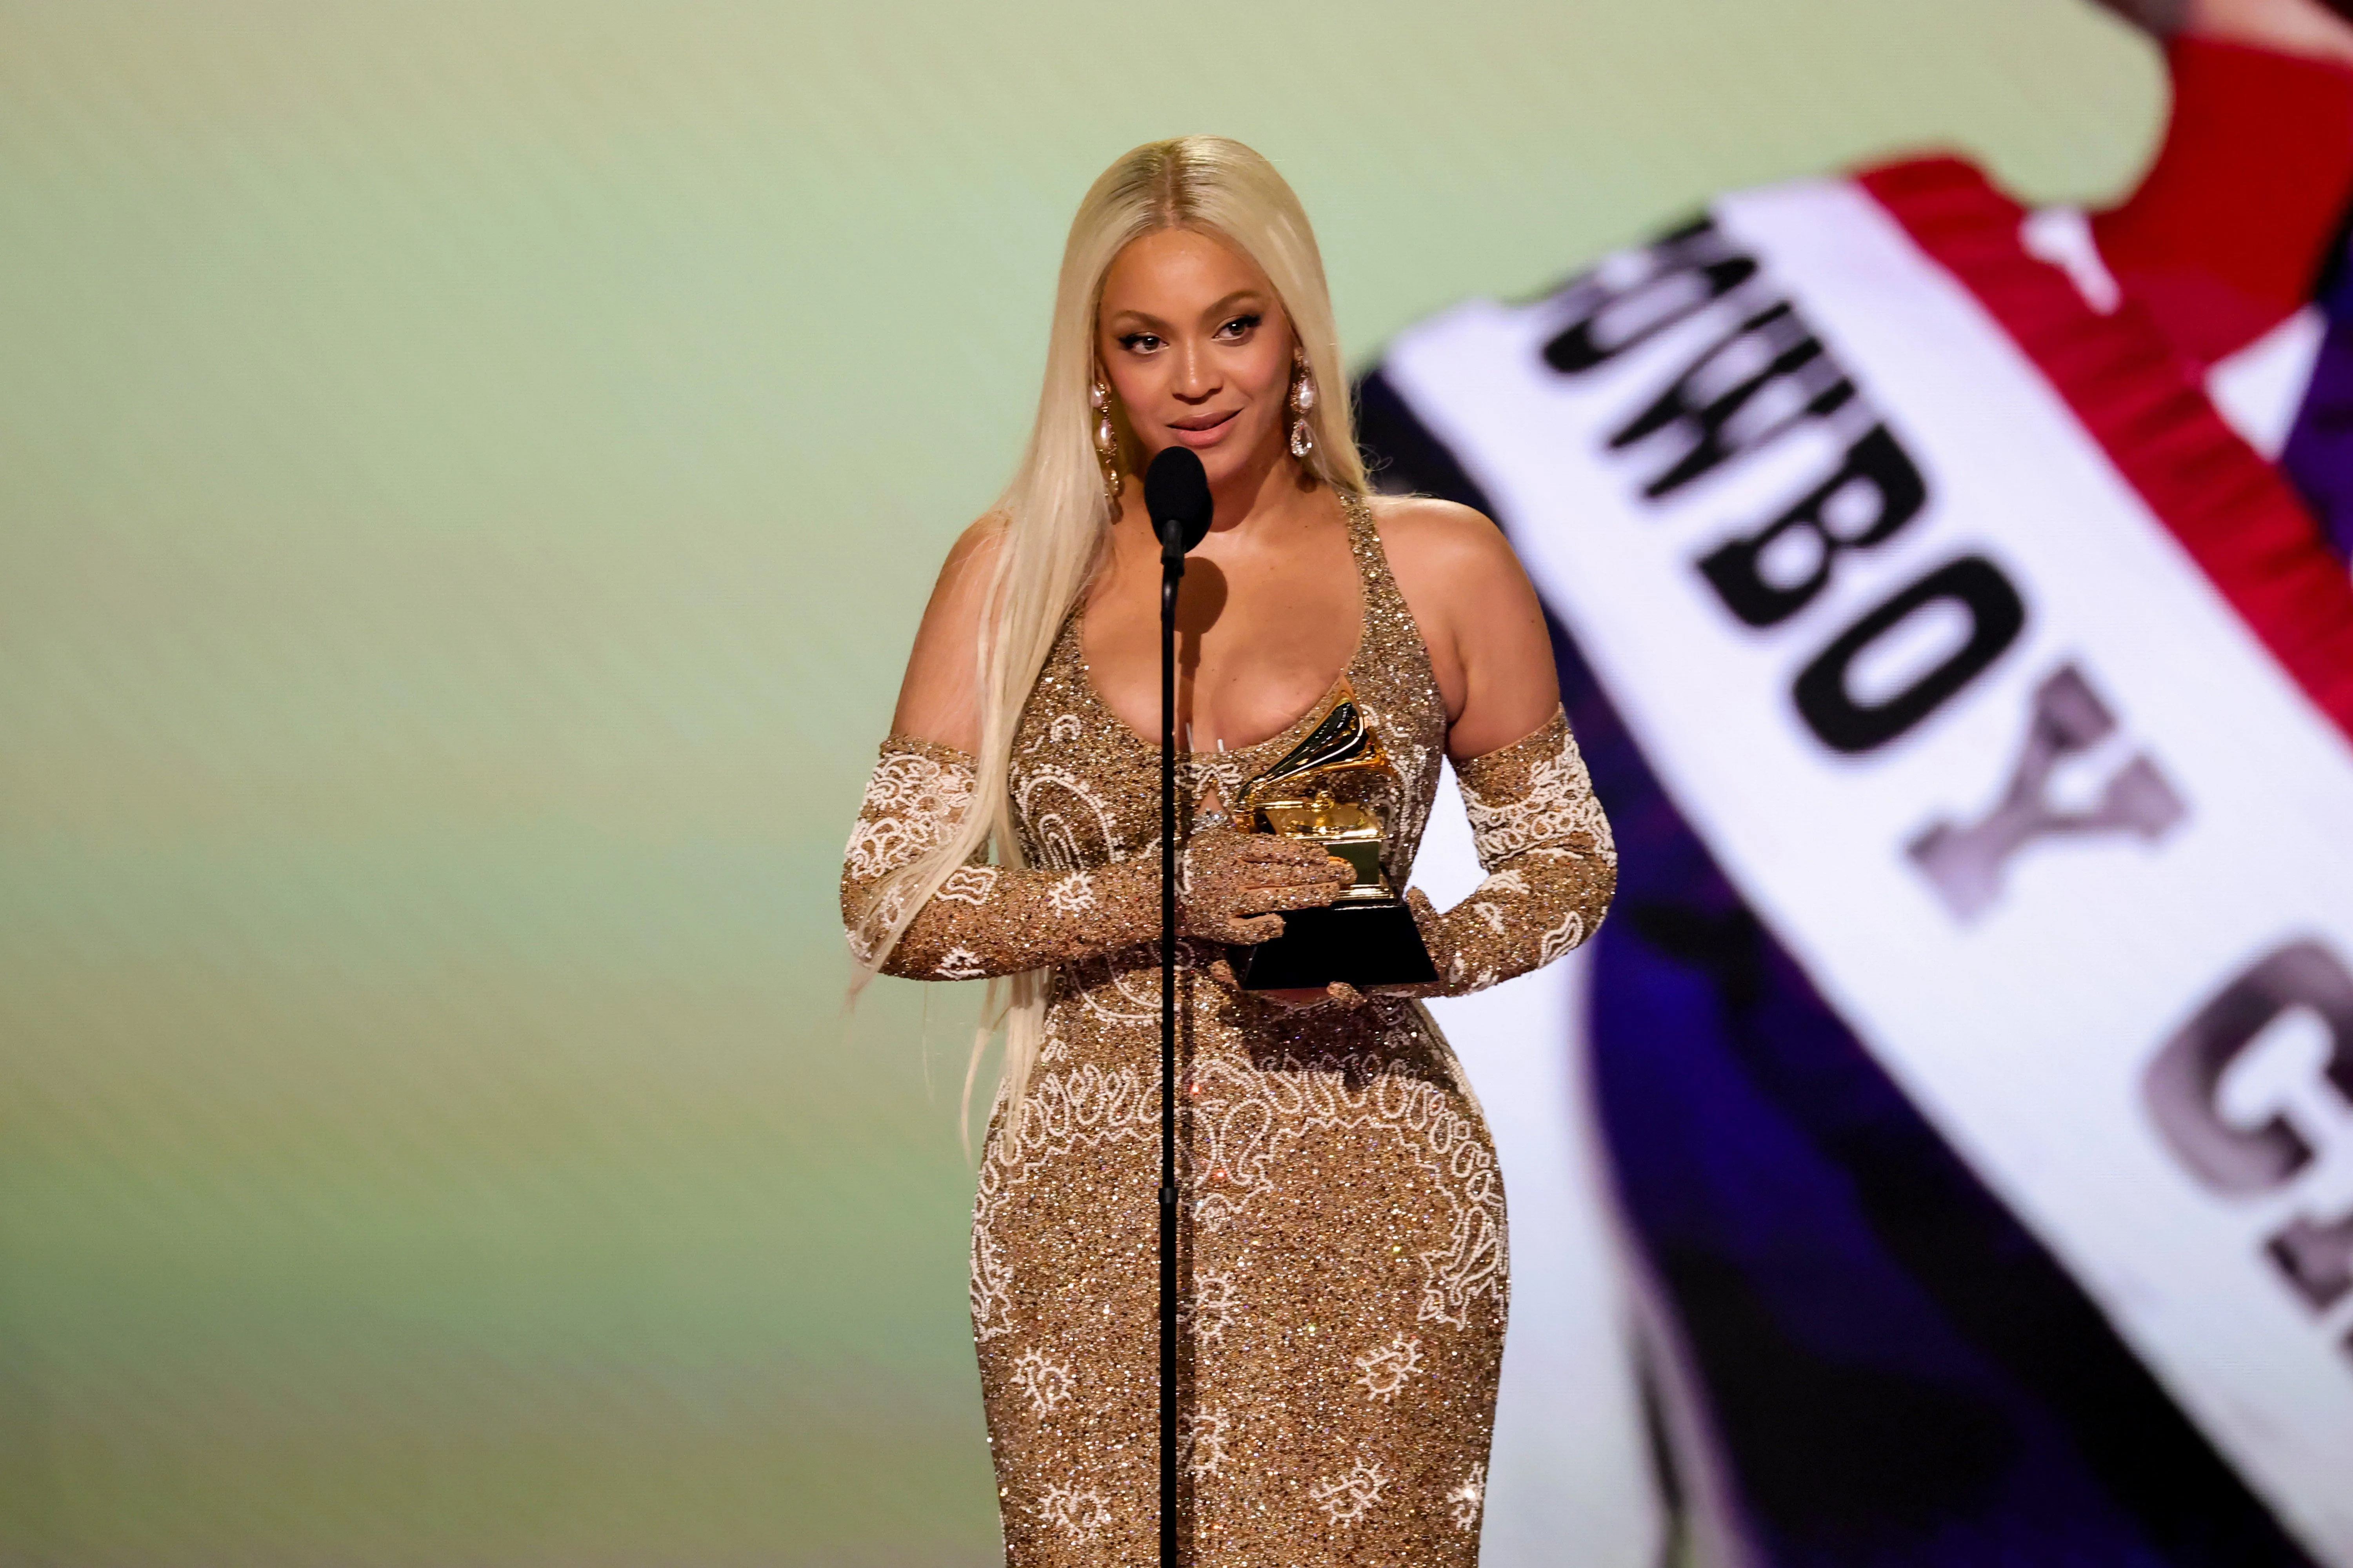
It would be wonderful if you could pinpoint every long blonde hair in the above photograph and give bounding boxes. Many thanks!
[853,136,1368,1139]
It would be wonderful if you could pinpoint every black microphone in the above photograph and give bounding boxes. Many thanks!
[1144,446,1213,567]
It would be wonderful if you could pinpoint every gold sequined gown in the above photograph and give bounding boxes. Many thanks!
[842,497,1616,1565]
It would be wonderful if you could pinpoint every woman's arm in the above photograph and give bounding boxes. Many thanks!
[886,516,1000,754]
[1379,498,1616,995]
[1375,495,1561,758]
[842,732,1158,978]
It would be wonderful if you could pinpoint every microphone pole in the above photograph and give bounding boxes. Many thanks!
[1142,447,1210,1568]
[1158,520,1180,1568]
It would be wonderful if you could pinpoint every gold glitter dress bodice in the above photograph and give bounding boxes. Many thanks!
[840,494,1617,1564]
[1011,494,1449,972]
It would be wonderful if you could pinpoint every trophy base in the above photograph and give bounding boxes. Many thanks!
[1232,899,1439,990]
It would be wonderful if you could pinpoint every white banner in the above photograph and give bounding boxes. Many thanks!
[1383,176,2353,1563]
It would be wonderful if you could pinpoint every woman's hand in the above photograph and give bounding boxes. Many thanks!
[1179,825,1349,944]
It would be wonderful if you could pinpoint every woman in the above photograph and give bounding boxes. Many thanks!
[841,136,1614,1564]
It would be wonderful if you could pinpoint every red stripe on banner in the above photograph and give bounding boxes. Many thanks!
[1858,155,2353,746]
[2091,37,2353,368]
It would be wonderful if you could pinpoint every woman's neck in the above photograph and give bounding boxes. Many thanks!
[1204,444,1311,538]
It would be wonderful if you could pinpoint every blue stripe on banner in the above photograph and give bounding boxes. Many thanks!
[2281,228,2353,566]
[1356,366,2316,1568]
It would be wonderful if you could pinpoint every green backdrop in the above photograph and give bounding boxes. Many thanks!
[0,2,2158,1561]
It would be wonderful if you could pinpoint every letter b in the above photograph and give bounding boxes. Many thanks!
[1698,424,1926,627]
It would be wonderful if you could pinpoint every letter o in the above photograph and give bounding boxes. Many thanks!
[1793,556,2026,754]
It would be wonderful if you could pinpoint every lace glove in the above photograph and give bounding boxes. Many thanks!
[1408,707,1616,997]
[1178,823,1352,943]
[841,736,1346,981]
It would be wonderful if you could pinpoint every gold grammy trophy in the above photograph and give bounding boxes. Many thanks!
[1229,680,1439,990]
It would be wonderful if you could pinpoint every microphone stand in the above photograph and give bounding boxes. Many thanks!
[1142,442,1206,1567]
[1157,527,1182,1568]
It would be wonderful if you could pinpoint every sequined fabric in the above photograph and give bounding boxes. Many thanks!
[842,496,1613,1564]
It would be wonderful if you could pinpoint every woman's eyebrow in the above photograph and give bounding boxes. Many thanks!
[1199,290,1266,319]
[1105,291,1269,332]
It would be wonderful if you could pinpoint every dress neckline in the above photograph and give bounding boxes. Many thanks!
[1069,494,1375,761]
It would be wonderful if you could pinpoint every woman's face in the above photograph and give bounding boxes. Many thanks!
[1096,226,1297,491]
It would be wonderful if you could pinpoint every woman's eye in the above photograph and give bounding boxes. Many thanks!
[1119,332,1162,352]
[1216,314,1261,339]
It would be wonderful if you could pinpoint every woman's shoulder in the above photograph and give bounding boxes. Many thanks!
[1364,492,1529,599]
[914,513,1010,645]
[888,512,1008,749]
[940,511,1008,581]
[1362,492,1557,746]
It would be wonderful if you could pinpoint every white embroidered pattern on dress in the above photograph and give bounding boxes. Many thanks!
[1186,1268,1242,1345]
[1175,753,1251,805]
[845,876,903,968]
[1010,1346,1076,1417]
[969,1214,1016,1343]
[1035,1019,1071,1067]
[1309,1457,1391,1526]
[1181,1405,1230,1479]
[1037,1483,1113,1542]
[1449,1462,1487,1531]
[970,1063,1158,1345]
[1012,762,1122,876]
[1355,1332,1424,1402]
[1188,1035,1507,1329]
[981,1063,1157,1188]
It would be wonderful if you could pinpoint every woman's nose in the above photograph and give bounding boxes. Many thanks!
[1172,342,1218,401]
